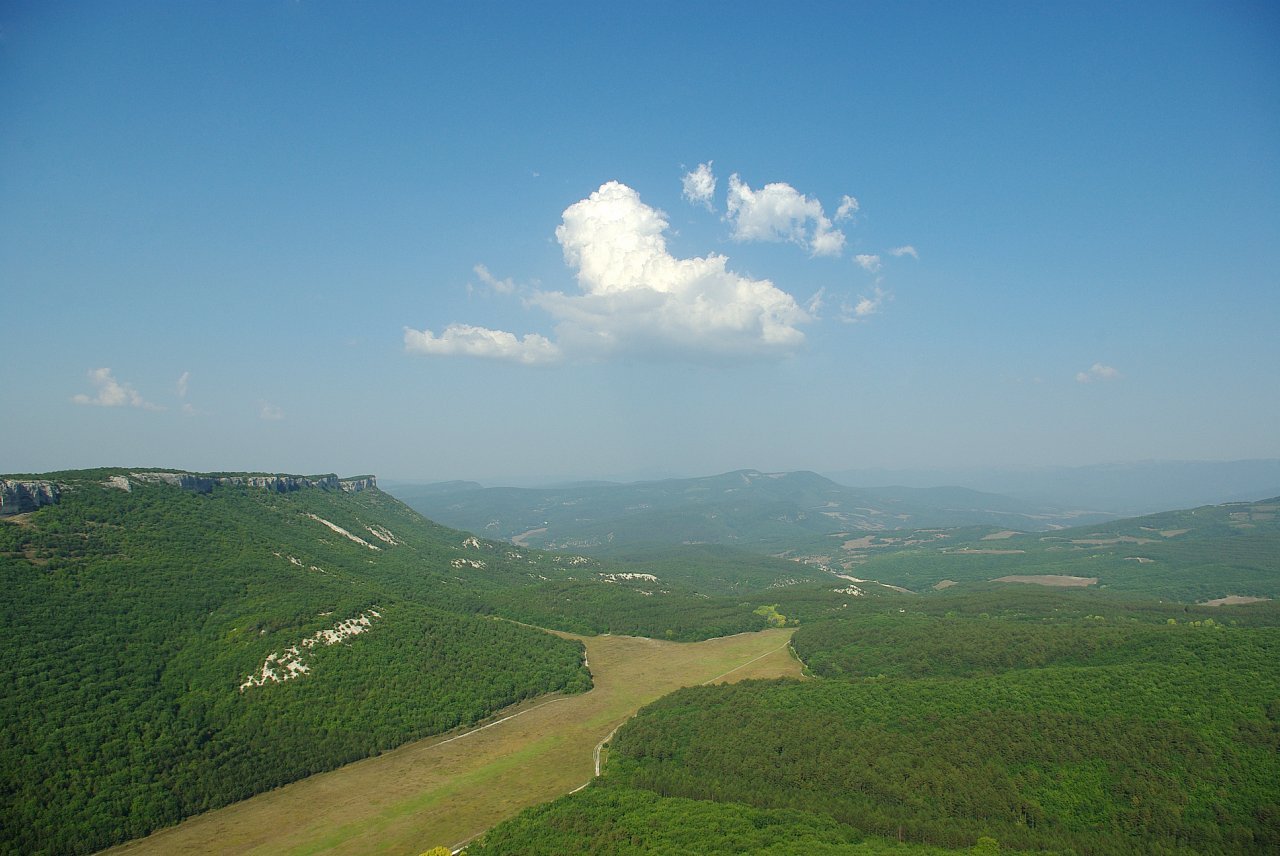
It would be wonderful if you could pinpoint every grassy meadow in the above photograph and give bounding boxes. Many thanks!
[103,626,801,856]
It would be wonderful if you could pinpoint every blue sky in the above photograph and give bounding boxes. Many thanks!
[2,1,1277,483]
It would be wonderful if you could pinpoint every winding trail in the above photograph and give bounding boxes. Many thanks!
[104,626,801,856]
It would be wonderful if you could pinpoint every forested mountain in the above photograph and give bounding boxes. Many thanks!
[389,469,1110,554]
[7,469,1276,855]
[0,468,795,855]
[826,459,1280,516]
[471,591,1280,855]
[822,496,1280,602]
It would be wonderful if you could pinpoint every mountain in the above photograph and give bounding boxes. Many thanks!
[387,469,1110,556]
[825,459,1280,515]
[820,495,1280,602]
[0,468,789,855]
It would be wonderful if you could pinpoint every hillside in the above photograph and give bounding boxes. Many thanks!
[826,459,1280,516]
[471,593,1280,854]
[389,469,1110,555]
[0,468,796,855]
[816,496,1280,602]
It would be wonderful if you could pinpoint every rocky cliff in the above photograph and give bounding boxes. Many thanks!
[1,471,378,513]
[0,480,61,516]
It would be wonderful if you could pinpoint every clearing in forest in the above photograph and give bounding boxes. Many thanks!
[103,626,800,856]
[993,574,1098,587]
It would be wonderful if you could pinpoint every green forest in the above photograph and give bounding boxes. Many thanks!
[0,470,784,854]
[4,470,1278,855]
[469,595,1280,855]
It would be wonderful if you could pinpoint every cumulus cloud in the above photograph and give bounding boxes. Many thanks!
[724,174,846,257]
[471,263,516,295]
[545,181,808,355]
[404,323,562,365]
[681,161,716,209]
[72,368,162,410]
[405,182,810,363]
[835,195,859,221]
[854,254,882,273]
[889,245,919,258]
[1076,363,1120,383]
[259,401,285,421]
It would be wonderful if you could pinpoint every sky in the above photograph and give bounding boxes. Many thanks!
[2,1,1278,484]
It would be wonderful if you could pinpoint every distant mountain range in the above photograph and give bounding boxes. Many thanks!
[824,459,1280,515]
[388,469,1114,554]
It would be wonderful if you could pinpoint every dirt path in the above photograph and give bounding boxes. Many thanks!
[103,627,800,856]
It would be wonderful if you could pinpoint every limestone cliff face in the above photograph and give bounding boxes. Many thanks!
[0,480,61,515]
[0,472,378,513]
[130,472,218,492]
[130,472,367,493]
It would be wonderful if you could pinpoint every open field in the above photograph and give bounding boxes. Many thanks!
[993,574,1098,587]
[103,626,800,856]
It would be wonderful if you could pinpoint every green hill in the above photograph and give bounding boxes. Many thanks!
[389,469,1111,555]
[472,595,1280,855]
[0,468,778,855]
[827,496,1280,602]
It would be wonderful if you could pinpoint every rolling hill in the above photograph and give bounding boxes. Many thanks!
[388,469,1111,555]
[814,495,1280,602]
[0,468,806,855]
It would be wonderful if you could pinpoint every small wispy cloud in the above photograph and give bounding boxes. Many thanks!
[725,174,846,257]
[806,287,826,317]
[681,161,716,210]
[840,285,889,323]
[1076,363,1120,383]
[835,195,859,221]
[72,368,163,410]
[259,401,285,421]
[889,245,919,259]
[176,370,197,414]
[404,323,562,365]
[471,263,516,295]
[854,254,882,273]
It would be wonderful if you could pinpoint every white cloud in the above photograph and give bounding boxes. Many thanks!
[404,323,562,365]
[1076,363,1120,383]
[806,287,826,317]
[176,371,190,399]
[259,401,285,421]
[405,181,811,364]
[545,181,808,355]
[840,285,889,323]
[681,161,716,210]
[724,174,845,257]
[72,368,162,410]
[854,254,882,273]
[835,195,859,221]
[889,245,919,258]
[471,263,516,294]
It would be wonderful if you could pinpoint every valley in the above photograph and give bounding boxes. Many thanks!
[3,466,1277,855]
[104,627,800,856]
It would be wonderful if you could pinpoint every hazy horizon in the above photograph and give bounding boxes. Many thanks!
[4,4,1277,481]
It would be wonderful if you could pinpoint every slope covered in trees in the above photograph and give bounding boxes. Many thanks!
[0,468,781,855]
[469,595,1280,855]
[822,497,1280,602]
